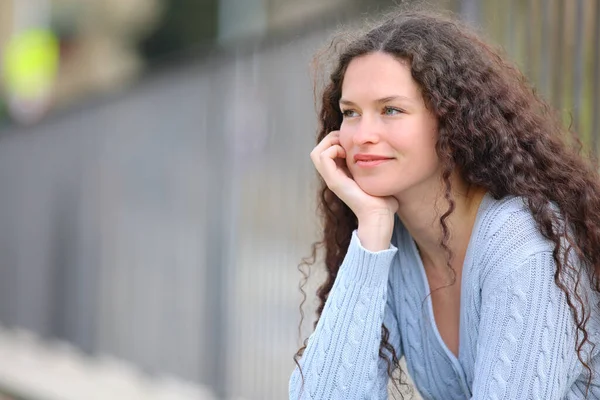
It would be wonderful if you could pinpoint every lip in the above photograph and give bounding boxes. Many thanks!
[354,153,394,167]
[355,159,392,167]
[354,154,394,161]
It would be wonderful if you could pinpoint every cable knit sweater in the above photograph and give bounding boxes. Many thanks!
[289,194,600,399]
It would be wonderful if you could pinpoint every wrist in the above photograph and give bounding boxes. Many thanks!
[357,219,394,252]
[357,209,395,230]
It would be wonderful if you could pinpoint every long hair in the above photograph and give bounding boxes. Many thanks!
[295,9,600,398]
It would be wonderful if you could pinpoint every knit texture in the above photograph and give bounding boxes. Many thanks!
[289,194,600,399]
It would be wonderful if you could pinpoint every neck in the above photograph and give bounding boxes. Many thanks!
[395,178,486,275]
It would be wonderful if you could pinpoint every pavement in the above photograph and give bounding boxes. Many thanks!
[0,326,216,400]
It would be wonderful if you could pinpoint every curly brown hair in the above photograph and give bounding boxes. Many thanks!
[294,8,600,399]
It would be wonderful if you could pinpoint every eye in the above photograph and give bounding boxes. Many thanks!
[383,106,403,116]
[342,109,359,118]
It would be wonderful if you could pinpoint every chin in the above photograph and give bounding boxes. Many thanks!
[355,179,400,198]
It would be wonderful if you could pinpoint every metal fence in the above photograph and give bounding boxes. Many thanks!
[0,1,598,400]
[474,0,600,149]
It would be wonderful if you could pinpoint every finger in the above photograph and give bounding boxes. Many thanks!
[320,143,346,161]
[310,131,341,162]
[324,130,340,140]
[313,132,340,156]
[318,144,347,183]
[329,144,352,179]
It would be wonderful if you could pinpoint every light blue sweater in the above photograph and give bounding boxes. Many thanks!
[289,194,600,399]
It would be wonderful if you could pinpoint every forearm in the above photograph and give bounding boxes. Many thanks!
[289,231,397,400]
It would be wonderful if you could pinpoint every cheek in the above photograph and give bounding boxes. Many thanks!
[398,119,438,154]
[338,128,354,150]
[414,134,440,172]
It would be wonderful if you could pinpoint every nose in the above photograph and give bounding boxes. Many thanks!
[352,114,381,146]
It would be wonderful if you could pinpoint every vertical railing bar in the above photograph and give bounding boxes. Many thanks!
[572,0,585,136]
[593,0,600,154]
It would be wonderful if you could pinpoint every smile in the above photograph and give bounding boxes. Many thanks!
[355,159,393,167]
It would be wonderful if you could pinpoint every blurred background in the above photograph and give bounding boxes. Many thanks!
[0,0,598,399]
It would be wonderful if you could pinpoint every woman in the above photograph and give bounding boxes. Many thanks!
[289,9,600,400]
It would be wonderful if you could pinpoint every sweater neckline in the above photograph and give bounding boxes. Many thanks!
[406,191,493,395]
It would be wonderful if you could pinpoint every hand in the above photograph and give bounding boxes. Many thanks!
[310,131,398,250]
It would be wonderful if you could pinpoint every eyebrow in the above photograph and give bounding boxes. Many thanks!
[339,95,414,106]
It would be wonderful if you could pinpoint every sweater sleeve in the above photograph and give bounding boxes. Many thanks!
[289,230,400,400]
[471,251,579,399]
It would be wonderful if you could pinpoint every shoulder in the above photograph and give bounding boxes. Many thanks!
[471,194,556,287]
[473,194,600,359]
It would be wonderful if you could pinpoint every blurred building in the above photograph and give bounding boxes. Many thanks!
[0,0,457,125]
[0,0,162,122]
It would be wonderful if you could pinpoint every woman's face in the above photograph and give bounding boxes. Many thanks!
[339,52,441,200]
